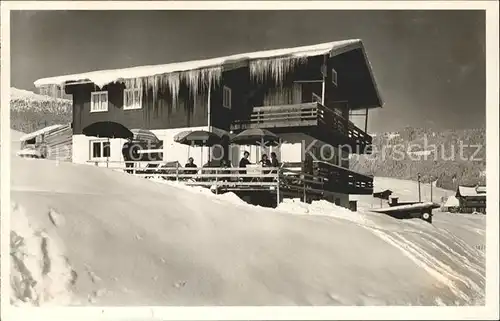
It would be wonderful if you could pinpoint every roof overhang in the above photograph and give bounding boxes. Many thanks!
[34,39,383,108]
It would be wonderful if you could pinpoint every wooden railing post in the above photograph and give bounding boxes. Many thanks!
[176,163,179,182]
[276,169,281,207]
[215,168,218,194]
[302,174,306,203]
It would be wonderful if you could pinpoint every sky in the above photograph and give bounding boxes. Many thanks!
[10,10,485,132]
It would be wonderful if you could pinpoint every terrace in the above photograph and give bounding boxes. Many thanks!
[230,102,373,154]
[89,160,374,206]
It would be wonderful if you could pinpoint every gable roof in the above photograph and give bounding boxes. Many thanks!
[456,185,487,198]
[33,39,382,106]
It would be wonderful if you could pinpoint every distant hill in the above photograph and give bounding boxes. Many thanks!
[350,126,486,190]
[10,87,72,133]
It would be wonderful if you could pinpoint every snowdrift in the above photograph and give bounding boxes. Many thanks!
[10,156,485,306]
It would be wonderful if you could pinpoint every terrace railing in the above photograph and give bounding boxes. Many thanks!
[231,102,372,152]
[88,158,373,197]
[285,160,373,195]
[86,160,355,204]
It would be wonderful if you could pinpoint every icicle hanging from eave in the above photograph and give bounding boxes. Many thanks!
[180,66,222,100]
[249,56,308,86]
[121,66,222,113]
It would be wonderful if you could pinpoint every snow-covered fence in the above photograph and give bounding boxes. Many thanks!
[88,160,330,205]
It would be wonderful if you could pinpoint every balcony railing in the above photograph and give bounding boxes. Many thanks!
[313,160,373,195]
[231,102,372,153]
[286,160,374,195]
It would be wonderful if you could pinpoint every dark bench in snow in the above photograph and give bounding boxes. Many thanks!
[370,202,440,223]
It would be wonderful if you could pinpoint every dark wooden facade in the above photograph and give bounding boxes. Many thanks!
[455,186,486,214]
[64,47,379,195]
[457,196,486,214]
[67,48,380,144]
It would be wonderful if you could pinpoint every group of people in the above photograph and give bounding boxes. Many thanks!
[238,150,280,170]
[184,151,280,171]
[182,150,280,178]
[123,139,281,180]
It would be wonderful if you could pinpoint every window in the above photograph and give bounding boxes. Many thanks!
[90,140,111,159]
[222,86,232,109]
[91,91,108,112]
[124,88,142,110]
[331,68,338,87]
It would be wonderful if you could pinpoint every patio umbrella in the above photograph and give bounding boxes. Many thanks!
[82,121,133,139]
[175,130,228,165]
[173,130,193,144]
[82,121,134,168]
[177,130,226,147]
[131,129,160,145]
[230,128,280,146]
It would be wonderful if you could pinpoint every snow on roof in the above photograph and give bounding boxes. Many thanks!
[457,185,487,198]
[444,195,459,208]
[19,124,66,142]
[34,39,363,89]
[475,185,486,194]
[11,87,70,103]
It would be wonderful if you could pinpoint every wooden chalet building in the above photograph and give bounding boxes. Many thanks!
[34,39,382,207]
[19,123,73,161]
[455,185,487,214]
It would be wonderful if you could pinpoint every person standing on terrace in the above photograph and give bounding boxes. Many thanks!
[239,151,251,171]
[259,154,272,167]
[239,151,252,181]
[185,157,198,175]
[270,152,280,168]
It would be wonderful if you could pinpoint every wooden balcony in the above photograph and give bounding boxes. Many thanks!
[231,102,372,154]
[313,161,373,195]
[285,160,374,195]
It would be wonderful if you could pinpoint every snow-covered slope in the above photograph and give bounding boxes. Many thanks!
[10,156,485,306]
[352,177,485,246]
[10,87,71,108]
[10,87,72,134]
[10,129,25,155]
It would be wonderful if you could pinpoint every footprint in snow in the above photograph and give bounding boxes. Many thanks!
[174,281,187,288]
[48,208,65,227]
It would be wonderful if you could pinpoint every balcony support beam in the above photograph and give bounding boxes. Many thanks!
[321,54,327,105]
[364,108,369,133]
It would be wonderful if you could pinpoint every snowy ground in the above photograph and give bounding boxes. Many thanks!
[9,132,485,306]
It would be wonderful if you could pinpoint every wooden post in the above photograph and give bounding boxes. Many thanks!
[215,169,218,194]
[207,78,212,163]
[417,173,422,202]
[430,180,433,202]
[176,163,179,181]
[302,175,307,203]
[364,108,369,133]
[321,54,327,105]
[276,171,281,207]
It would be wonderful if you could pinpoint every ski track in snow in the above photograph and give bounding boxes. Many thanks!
[274,198,485,305]
[144,179,485,305]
